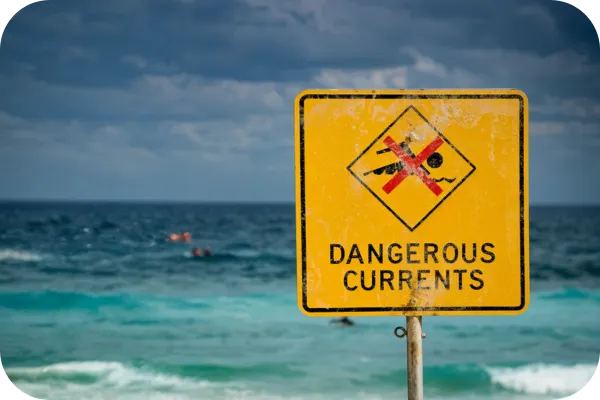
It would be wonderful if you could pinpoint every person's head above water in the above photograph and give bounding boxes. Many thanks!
[191,247,202,257]
[203,248,213,256]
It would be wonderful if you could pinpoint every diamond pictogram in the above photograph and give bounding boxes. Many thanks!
[347,105,476,231]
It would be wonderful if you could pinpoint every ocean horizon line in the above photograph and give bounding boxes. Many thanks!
[0,198,599,208]
[0,198,293,205]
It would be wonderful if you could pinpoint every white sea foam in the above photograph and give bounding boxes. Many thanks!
[8,360,236,400]
[7,361,212,390]
[7,360,599,400]
[0,249,42,262]
[486,363,596,395]
[8,361,399,400]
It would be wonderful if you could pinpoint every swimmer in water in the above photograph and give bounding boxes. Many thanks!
[329,317,355,327]
[191,247,213,257]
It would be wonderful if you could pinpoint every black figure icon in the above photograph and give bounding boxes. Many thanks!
[363,136,444,177]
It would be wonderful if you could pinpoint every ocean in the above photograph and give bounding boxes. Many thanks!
[0,202,598,400]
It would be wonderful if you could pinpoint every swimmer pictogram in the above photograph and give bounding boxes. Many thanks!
[347,105,476,231]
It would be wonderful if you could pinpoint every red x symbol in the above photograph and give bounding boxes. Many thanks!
[382,136,444,196]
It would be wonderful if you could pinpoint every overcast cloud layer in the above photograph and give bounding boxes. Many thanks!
[0,0,599,203]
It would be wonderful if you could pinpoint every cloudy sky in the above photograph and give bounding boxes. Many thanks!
[0,0,598,203]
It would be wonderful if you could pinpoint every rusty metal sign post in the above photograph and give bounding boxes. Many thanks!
[395,317,425,400]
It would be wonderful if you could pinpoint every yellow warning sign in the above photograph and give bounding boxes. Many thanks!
[294,89,530,317]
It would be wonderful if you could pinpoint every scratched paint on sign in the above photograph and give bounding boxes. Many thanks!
[294,89,530,317]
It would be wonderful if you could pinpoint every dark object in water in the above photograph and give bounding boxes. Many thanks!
[191,247,202,257]
[191,247,213,258]
[330,316,355,327]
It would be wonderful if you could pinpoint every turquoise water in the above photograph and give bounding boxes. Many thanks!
[0,202,598,399]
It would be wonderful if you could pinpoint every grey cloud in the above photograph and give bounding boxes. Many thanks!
[121,55,179,74]
[4,0,594,86]
[533,97,600,119]
[0,0,599,202]
[530,121,600,137]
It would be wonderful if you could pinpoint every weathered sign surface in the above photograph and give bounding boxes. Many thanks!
[295,89,529,316]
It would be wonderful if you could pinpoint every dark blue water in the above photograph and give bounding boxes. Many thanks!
[0,202,598,399]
